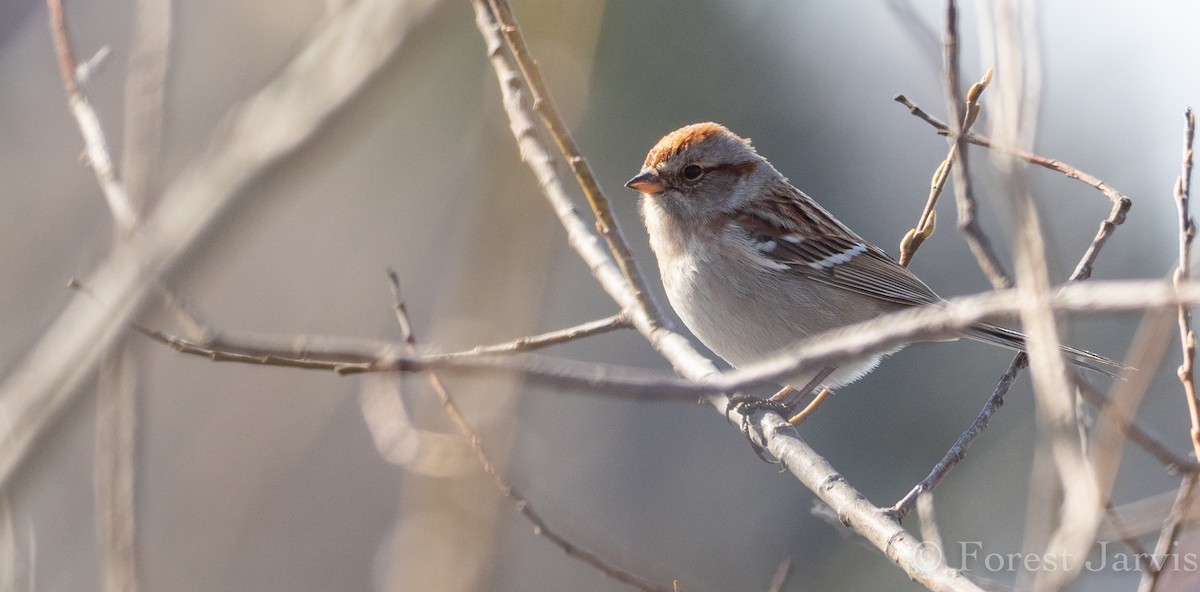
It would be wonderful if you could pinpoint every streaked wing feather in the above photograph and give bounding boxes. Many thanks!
[732,184,941,307]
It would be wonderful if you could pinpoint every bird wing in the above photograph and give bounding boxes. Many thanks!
[731,184,942,307]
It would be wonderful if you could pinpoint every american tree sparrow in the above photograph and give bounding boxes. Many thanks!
[626,123,1122,421]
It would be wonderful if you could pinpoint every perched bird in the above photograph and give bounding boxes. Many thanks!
[626,122,1122,422]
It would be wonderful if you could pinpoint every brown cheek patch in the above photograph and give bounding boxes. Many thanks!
[709,160,758,178]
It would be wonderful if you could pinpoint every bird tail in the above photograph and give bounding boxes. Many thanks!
[967,323,1131,378]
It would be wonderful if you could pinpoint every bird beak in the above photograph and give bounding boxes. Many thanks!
[625,170,666,195]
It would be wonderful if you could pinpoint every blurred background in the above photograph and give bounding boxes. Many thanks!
[1,0,1199,590]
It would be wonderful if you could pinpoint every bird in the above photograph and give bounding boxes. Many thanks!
[625,122,1124,423]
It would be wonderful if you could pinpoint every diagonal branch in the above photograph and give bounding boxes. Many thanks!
[898,69,992,267]
[483,0,664,322]
[0,0,445,491]
[470,0,715,380]
[940,0,1011,290]
[385,272,671,592]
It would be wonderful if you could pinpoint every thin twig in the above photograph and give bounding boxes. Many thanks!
[437,313,630,358]
[483,0,664,323]
[891,354,1027,519]
[894,310,1197,520]
[0,0,445,491]
[385,272,671,592]
[1138,475,1200,592]
[941,0,1012,290]
[144,279,1200,403]
[895,94,1133,282]
[1102,489,1200,540]
[47,0,138,232]
[1085,307,1195,479]
[1173,108,1199,460]
[891,91,1137,519]
[135,310,631,373]
[469,0,713,381]
[48,3,158,589]
[1104,502,1156,569]
[899,69,992,267]
[895,95,1130,207]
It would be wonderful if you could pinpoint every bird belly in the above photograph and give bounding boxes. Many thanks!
[660,250,897,389]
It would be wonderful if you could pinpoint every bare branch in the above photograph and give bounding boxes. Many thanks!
[1087,308,1190,481]
[482,0,665,323]
[46,0,138,232]
[94,349,138,592]
[891,353,1028,519]
[1174,108,1199,460]
[752,411,986,592]
[0,0,445,491]
[941,0,1012,290]
[1138,475,1200,592]
[144,279,1200,403]
[894,94,1132,282]
[470,1,714,381]
[899,69,992,267]
[894,94,1131,207]
[120,0,173,209]
[437,313,630,358]
[385,272,671,592]
[986,7,1100,588]
[1103,489,1200,540]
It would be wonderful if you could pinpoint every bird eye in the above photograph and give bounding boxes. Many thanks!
[682,164,704,181]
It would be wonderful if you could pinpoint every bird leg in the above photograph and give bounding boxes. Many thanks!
[788,388,833,425]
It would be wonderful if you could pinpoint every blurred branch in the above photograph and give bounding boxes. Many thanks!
[987,7,1100,588]
[120,0,172,209]
[482,0,665,323]
[1086,307,1191,478]
[94,350,138,592]
[1173,108,1199,460]
[385,272,671,592]
[146,279,1200,403]
[940,0,1011,290]
[0,0,444,490]
[1102,502,1155,568]
[891,32,1135,520]
[765,557,793,592]
[1103,489,1200,540]
[886,0,940,63]
[1138,475,1200,592]
[916,493,947,570]
[0,495,13,592]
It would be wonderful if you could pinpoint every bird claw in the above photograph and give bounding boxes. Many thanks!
[726,394,789,463]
